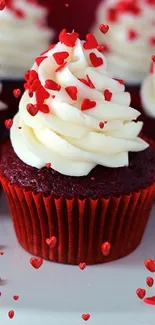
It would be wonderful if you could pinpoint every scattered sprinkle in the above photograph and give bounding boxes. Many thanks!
[82,314,90,321]
[89,52,103,67]
[59,29,79,47]
[45,163,51,169]
[144,296,155,305]
[99,24,109,34]
[79,263,86,270]
[46,236,57,248]
[13,88,21,98]
[8,310,14,319]
[146,277,154,287]
[104,89,112,101]
[127,29,138,40]
[136,288,146,300]
[13,295,19,301]
[144,259,155,272]
[55,61,67,72]
[99,121,104,129]
[26,104,38,117]
[45,79,61,91]
[101,242,111,256]
[65,86,77,100]
[30,257,43,269]
[81,98,96,111]
[83,34,98,50]
[53,51,69,65]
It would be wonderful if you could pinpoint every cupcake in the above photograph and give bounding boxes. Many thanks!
[0,30,155,265]
[140,56,155,144]
[0,0,54,130]
[92,0,155,109]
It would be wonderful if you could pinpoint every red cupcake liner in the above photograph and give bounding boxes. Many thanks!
[0,170,155,265]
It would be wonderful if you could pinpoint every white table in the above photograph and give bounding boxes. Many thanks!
[0,193,155,325]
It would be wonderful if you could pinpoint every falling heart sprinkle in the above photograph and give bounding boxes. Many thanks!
[59,29,79,47]
[65,86,77,100]
[99,24,109,34]
[146,277,154,287]
[46,236,57,248]
[152,55,155,62]
[53,51,69,65]
[101,242,111,256]
[0,252,4,255]
[13,88,21,98]
[13,295,19,301]
[79,263,86,270]
[83,34,98,50]
[8,310,14,319]
[89,52,103,67]
[82,314,90,321]
[0,0,6,10]
[104,89,112,101]
[26,104,38,117]
[97,44,104,52]
[145,259,155,272]
[81,98,96,111]
[144,296,155,305]
[30,257,43,269]
[136,288,146,300]
[46,163,51,168]
[45,79,61,91]
[5,119,13,129]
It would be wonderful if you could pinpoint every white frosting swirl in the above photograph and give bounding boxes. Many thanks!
[0,83,7,110]
[0,0,53,79]
[92,0,155,85]
[11,34,148,176]
[141,60,155,118]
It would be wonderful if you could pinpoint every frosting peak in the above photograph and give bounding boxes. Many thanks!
[11,31,148,176]
[92,0,155,84]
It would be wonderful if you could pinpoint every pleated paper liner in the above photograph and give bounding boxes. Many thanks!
[0,170,155,265]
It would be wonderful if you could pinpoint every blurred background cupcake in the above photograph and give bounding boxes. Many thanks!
[0,0,54,141]
[140,55,155,144]
[92,0,155,109]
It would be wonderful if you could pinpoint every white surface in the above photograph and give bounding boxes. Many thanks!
[0,193,155,325]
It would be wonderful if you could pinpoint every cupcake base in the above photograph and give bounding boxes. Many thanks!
[1,166,155,264]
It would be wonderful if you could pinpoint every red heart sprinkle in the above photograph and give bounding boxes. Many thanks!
[26,104,38,117]
[99,121,104,129]
[107,8,117,22]
[30,257,43,269]
[13,295,19,301]
[37,104,50,114]
[97,44,104,52]
[46,163,51,168]
[82,314,90,321]
[0,0,6,10]
[55,61,67,72]
[104,89,112,101]
[46,236,57,248]
[145,259,155,272]
[86,75,95,88]
[65,86,77,100]
[79,263,86,270]
[8,310,14,319]
[81,98,96,111]
[136,288,146,300]
[99,24,109,34]
[52,95,55,99]
[0,252,4,255]
[45,79,61,91]
[35,56,47,67]
[83,34,98,50]
[152,55,155,62]
[13,88,21,98]
[146,277,154,287]
[149,36,155,46]
[101,242,111,256]
[59,29,79,47]
[127,29,138,40]
[53,51,69,65]
[4,119,13,129]
[89,52,103,67]
[144,296,155,305]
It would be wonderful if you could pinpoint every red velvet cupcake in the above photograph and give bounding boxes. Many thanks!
[92,0,155,110]
[0,0,54,134]
[140,56,155,144]
[0,31,155,265]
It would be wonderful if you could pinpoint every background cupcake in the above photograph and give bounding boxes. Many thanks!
[92,0,155,109]
[0,0,54,131]
[140,56,155,144]
[0,31,155,265]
